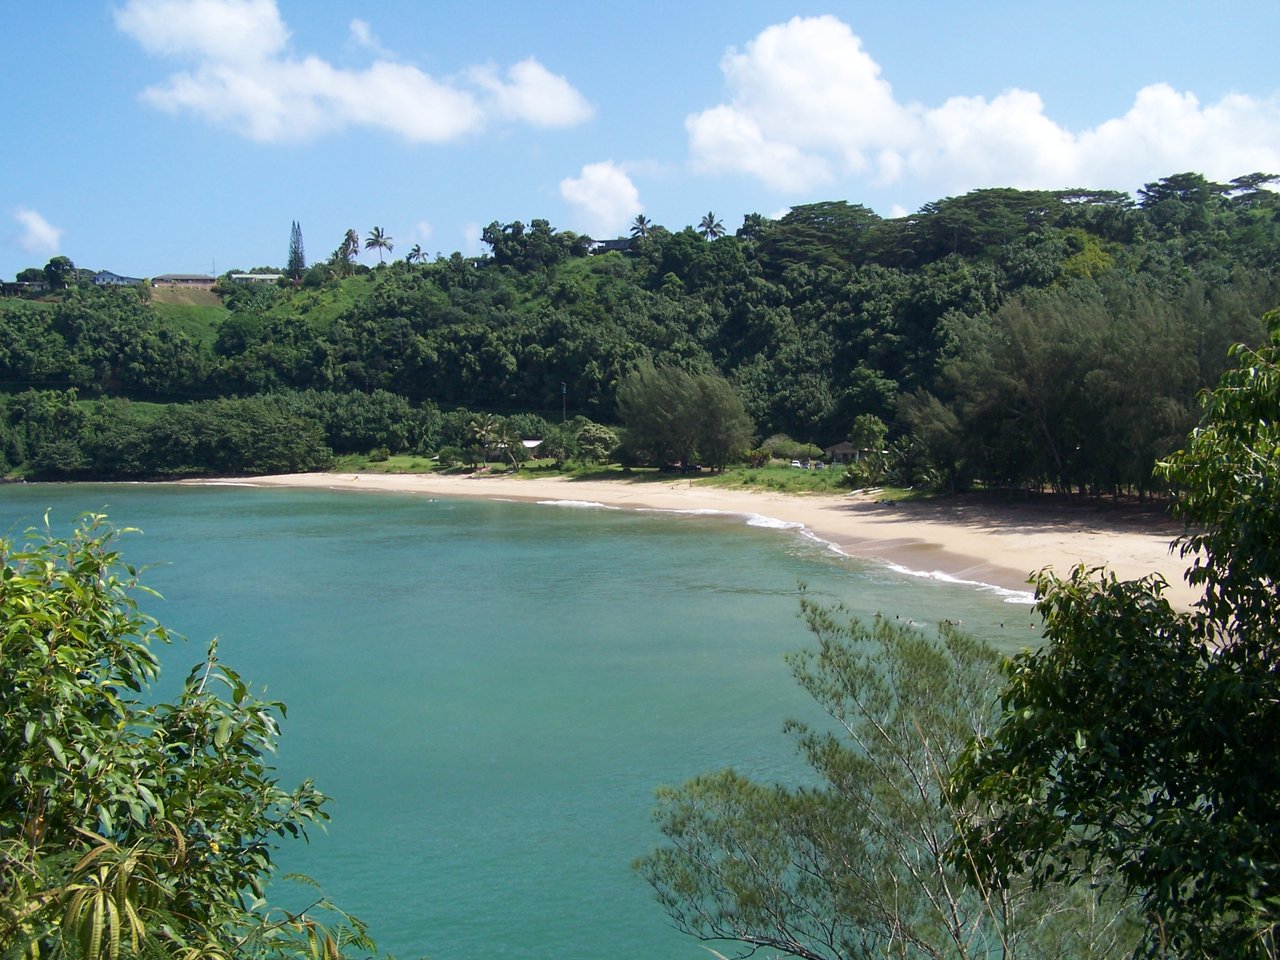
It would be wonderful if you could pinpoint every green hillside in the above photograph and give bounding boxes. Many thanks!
[149,284,222,307]
[152,301,228,349]
[3,171,1279,489]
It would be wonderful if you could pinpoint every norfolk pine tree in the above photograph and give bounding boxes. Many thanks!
[287,220,306,282]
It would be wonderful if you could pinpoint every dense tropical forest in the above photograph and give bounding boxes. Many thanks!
[5,171,1280,958]
[3,171,1278,494]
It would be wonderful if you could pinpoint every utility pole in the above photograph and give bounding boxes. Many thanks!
[561,382,567,422]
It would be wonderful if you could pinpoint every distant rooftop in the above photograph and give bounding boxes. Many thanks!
[229,273,284,283]
[153,274,216,284]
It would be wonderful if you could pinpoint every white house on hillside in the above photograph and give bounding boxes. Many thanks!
[229,273,285,283]
[92,271,144,287]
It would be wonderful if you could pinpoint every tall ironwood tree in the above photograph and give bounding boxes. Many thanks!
[615,362,754,470]
[637,598,1136,960]
[951,311,1280,958]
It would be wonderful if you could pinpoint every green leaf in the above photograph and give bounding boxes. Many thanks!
[46,735,67,768]
[0,516,356,956]
[214,716,233,749]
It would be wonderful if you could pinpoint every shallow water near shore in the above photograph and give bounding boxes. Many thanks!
[1,483,1039,960]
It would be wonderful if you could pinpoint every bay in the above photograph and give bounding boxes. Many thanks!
[0,483,1038,959]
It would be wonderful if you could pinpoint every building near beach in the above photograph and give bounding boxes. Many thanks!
[824,441,858,464]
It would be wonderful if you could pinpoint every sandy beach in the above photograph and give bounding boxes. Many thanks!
[202,471,1200,610]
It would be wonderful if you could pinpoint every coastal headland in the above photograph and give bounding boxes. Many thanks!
[205,472,1199,610]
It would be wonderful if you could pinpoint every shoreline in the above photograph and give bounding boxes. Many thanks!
[190,472,1199,610]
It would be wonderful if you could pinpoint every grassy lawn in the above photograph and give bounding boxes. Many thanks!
[697,463,851,494]
[266,275,378,333]
[152,302,229,349]
[86,398,172,421]
[695,465,924,501]
[150,286,223,308]
[331,453,442,473]
[284,454,928,502]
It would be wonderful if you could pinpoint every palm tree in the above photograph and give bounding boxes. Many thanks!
[698,212,725,240]
[493,419,525,469]
[406,243,425,265]
[630,214,652,239]
[467,412,499,463]
[365,227,393,264]
[330,228,360,276]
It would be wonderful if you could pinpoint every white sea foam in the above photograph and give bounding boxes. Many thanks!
[563,500,1035,604]
[636,506,804,530]
[744,513,805,531]
[536,499,619,510]
[788,526,1037,605]
[877,560,1037,604]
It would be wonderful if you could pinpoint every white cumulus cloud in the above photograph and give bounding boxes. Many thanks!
[1072,85,1280,188]
[13,207,64,255]
[688,14,1280,197]
[469,58,594,128]
[687,105,831,191]
[559,162,642,238]
[348,18,392,59]
[113,0,593,143]
[115,0,288,64]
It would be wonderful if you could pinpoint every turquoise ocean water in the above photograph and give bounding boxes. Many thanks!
[0,483,1039,960]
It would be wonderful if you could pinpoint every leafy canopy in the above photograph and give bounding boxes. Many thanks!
[0,516,371,959]
[615,362,754,470]
[951,310,1280,958]
[636,597,1135,960]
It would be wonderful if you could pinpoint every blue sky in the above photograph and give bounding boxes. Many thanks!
[4,1,1279,280]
